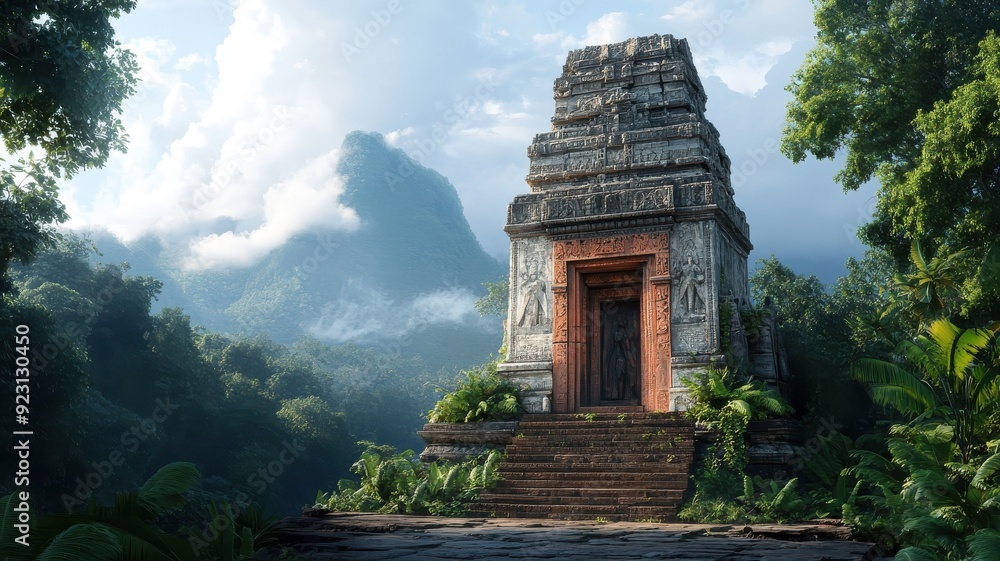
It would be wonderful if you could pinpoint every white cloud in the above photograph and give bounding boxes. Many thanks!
[173,53,204,71]
[384,127,415,145]
[579,12,629,47]
[661,0,713,22]
[310,284,479,343]
[184,149,358,269]
[532,31,563,45]
[700,38,794,96]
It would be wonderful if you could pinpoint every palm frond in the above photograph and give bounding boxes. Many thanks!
[724,399,752,418]
[910,240,930,276]
[903,513,964,552]
[893,546,941,561]
[772,478,799,508]
[927,319,993,379]
[851,358,938,415]
[980,240,1000,287]
[971,451,1000,491]
[138,462,200,515]
[967,529,1000,561]
[36,523,122,561]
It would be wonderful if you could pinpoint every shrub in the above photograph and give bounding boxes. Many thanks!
[681,367,792,472]
[427,360,523,423]
[315,444,502,516]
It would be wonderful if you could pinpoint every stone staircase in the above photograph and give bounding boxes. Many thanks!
[470,412,696,521]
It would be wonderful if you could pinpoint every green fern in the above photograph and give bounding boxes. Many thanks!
[427,360,524,423]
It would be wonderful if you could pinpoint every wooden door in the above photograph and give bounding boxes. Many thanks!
[582,274,642,407]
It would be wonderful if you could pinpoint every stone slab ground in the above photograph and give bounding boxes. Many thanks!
[273,513,893,560]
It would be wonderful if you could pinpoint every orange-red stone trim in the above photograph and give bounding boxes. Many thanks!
[551,233,671,413]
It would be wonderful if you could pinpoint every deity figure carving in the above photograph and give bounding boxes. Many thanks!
[518,255,549,329]
[676,253,706,317]
[603,304,639,400]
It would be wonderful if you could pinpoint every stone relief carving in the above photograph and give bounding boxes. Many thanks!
[508,239,553,363]
[671,222,708,323]
[516,249,551,334]
[676,253,707,318]
[654,284,670,334]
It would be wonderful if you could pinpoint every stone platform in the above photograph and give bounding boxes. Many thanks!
[274,513,889,560]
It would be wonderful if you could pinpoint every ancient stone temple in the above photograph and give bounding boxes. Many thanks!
[499,34,752,413]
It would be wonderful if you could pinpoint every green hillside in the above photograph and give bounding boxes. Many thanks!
[88,131,506,370]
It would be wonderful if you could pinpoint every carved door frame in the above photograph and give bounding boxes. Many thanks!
[551,232,672,413]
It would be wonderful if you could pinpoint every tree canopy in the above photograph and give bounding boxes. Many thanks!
[0,0,137,292]
[782,1,1000,278]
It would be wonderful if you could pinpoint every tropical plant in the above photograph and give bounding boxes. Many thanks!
[861,426,1000,560]
[883,240,967,329]
[192,500,279,561]
[677,464,747,523]
[681,367,793,472]
[0,462,201,560]
[741,476,810,523]
[679,471,818,524]
[852,317,1000,464]
[427,360,523,423]
[315,445,502,517]
[847,241,1000,559]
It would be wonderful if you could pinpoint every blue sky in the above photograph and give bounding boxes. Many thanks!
[63,0,879,283]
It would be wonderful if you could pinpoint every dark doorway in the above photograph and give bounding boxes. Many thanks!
[599,299,641,402]
[584,278,642,407]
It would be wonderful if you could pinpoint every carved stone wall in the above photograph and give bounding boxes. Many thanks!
[499,34,752,413]
[507,238,553,363]
[670,220,716,356]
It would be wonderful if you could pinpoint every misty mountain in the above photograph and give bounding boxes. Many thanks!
[87,131,506,370]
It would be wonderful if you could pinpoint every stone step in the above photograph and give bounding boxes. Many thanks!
[482,487,687,500]
[510,436,694,447]
[470,413,695,521]
[515,415,694,430]
[503,452,692,464]
[506,443,695,454]
[498,461,692,473]
[521,413,689,423]
[467,502,680,519]
[514,426,693,435]
[511,435,694,445]
[477,493,684,507]
[493,477,690,490]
